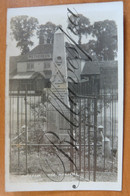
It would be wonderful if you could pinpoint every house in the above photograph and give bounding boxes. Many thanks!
[9,72,49,93]
[80,61,118,95]
[9,29,90,94]
[9,28,117,96]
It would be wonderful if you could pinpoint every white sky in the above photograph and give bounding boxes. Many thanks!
[6,2,123,57]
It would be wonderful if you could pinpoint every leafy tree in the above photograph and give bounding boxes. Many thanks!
[37,22,60,44]
[91,20,117,61]
[82,41,98,60]
[67,11,117,61]
[67,13,91,45]
[10,15,39,54]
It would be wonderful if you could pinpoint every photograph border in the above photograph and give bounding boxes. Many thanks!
[5,1,124,192]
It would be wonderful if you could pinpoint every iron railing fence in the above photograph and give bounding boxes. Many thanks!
[9,87,118,182]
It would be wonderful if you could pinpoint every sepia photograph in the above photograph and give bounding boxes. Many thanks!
[5,2,123,191]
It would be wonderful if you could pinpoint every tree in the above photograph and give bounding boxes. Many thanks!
[91,20,117,61]
[10,15,39,55]
[82,40,98,60]
[37,22,60,44]
[67,13,91,45]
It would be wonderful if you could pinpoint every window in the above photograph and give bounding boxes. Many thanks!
[44,61,51,69]
[27,62,34,71]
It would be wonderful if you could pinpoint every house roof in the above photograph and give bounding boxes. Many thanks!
[40,70,52,79]
[10,72,45,80]
[17,42,91,63]
[82,63,100,75]
[81,61,118,75]
[29,44,53,55]
[17,44,53,62]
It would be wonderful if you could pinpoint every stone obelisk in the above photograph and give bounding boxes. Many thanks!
[47,29,70,135]
[50,28,69,107]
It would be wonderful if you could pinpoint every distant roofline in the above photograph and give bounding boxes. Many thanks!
[81,60,118,75]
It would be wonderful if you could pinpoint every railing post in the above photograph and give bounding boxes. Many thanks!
[70,97,74,172]
[88,99,91,181]
[17,89,20,174]
[25,89,28,174]
[9,92,12,173]
[79,98,82,174]
[93,97,97,181]
[83,98,86,178]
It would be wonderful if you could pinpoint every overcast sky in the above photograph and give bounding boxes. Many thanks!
[6,2,123,57]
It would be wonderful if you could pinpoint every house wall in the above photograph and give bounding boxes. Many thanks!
[9,56,18,74]
[17,62,27,72]
[17,60,52,73]
[100,66,118,90]
[34,61,45,72]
